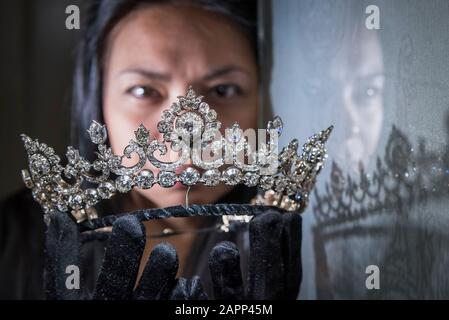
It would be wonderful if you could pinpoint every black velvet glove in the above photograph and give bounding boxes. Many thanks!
[44,212,207,300]
[44,206,301,300]
[208,209,302,300]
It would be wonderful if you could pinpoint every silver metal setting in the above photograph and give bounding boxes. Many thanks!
[21,87,332,221]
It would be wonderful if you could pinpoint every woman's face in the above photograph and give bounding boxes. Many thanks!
[331,29,384,173]
[102,4,258,209]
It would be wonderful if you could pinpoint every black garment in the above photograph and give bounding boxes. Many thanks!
[0,186,256,299]
[0,189,45,299]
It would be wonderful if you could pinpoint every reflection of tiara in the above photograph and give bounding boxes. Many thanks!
[21,87,332,222]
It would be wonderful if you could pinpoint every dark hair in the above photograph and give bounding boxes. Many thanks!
[71,0,258,159]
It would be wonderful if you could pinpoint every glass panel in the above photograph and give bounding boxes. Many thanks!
[269,0,449,299]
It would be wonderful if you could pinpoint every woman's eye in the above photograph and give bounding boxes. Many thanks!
[127,86,161,100]
[353,85,382,107]
[211,84,243,98]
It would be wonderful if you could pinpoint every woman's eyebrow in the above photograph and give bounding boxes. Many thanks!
[203,65,249,81]
[120,68,171,81]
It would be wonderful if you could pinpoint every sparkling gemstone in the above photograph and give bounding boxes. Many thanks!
[205,109,217,121]
[76,159,91,173]
[274,178,287,192]
[48,154,60,165]
[171,141,182,152]
[115,175,134,193]
[223,167,242,185]
[289,191,303,203]
[199,102,209,114]
[157,121,171,133]
[161,110,175,122]
[186,86,196,98]
[163,132,172,141]
[98,182,115,199]
[93,159,105,171]
[52,164,63,173]
[180,167,200,185]
[108,155,122,169]
[38,143,48,153]
[170,102,181,113]
[134,124,150,145]
[182,95,199,109]
[21,135,37,152]
[268,116,284,135]
[170,133,180,141]
[243,172,259,187]
[226,123,242,143]
[289,139,299,152]
[202,169,221,186]
[84,189,99,206]
[206,121,221,131]
[176,112,204,136]
[32,189,43,202]
[285,183,297,195]
[135,170,154,189]
[88,121,107,144]
[158,171,177,188]
[30,154,50,174]
[66,147,79,164]
[190,100,199,109]
[68,194,84,210]
[259,176,274,190]
[43,146,54,156]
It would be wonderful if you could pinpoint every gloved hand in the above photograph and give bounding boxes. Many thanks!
[44,207,301,300]
[44,212,207,300]
[208,209,302,300]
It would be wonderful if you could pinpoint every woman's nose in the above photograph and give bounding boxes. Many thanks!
[342,84,361,140]
[167,84,194,106]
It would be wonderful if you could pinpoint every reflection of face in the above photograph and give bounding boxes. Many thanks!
[102,4,258,209]
[333,30,384,172]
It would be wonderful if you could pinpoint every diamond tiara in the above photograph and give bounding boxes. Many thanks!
[21,87,332,222]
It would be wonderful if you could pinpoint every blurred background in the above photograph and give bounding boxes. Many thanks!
[1,0,449,299]
[0,0,82,200]
[269,0,449,299]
